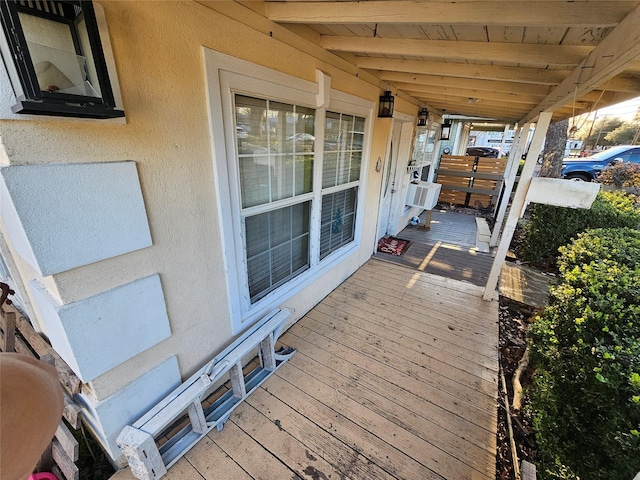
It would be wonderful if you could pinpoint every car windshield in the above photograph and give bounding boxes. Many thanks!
[589,146,629,160]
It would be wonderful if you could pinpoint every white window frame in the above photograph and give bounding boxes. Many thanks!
[204,49,373,334]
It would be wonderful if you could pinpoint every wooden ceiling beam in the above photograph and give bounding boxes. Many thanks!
[420,101,586,122]
[523,2,640,122]
[397,84,543,105]
[265,1,633,27]
[420,102,527,121]
[419,97,534,112]
[320,36,592,67]
[356,57,569,85]
[581,89,640,106]
[379,72,554,96]
[422,94,589,112]
[597,74,640,92]
[409,97,535,117]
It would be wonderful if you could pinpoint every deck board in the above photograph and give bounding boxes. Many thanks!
[282,333,496,469]
[375,210,495,287]
[111,258,498,480]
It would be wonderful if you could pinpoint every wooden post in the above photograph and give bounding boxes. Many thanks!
[3,311,16,352]
[483,112,552,301]
[36,355,56,473]
[418,210,433,230]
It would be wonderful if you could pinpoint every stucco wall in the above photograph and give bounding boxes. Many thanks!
[0,1,418,457]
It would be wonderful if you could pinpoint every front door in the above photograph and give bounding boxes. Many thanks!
[376,121,402,240]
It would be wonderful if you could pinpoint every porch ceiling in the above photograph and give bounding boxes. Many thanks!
[248,0,640,123]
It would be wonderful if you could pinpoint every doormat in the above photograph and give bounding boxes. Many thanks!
[377,236,411,256]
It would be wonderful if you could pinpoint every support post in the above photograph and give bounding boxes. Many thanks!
[483,112,552,301]
[490,122,532,247]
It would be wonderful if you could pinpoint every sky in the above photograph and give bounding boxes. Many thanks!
[592,95,640,120]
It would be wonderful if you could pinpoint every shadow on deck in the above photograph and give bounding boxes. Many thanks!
[112,257,499,480]
[374,210,495,287]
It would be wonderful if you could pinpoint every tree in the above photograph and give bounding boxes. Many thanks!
[605,107,640,145]
[578,116,624,149]
[539,118,568,178]
[605,123,638,144]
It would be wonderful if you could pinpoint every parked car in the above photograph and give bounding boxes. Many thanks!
[561,145,640,181]
[466,146,500,158]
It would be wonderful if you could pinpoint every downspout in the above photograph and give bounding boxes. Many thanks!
[490,122,532,247]
[483,112,552,301]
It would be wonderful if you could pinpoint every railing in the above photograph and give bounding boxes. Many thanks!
[435,155,508,209]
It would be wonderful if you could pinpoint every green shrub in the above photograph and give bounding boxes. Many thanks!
[557,227,640,272]
[520,190,640,267]
[528,228,640,479]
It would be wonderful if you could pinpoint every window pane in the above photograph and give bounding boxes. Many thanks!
[324,111,341,151]
[270,102,295,153]
[246,212,269,258]
[292,202,309,237]
[239,156,271,208]
[320,187,357,259]
[322,152,338,188]
[270,207,291,247]
[245,202,311,302]
[236,95,268,149]
[272,154,294,201]
[271,243,292,284]
[295,154,313,195]
[323,112,364,188]
[247,252,270,301]
[236,95,314,207]
[350,151,362,183]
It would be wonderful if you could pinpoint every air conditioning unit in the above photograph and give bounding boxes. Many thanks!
[406,181,442,210]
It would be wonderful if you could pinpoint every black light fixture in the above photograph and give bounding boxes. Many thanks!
[440,120,452,140]
[0,0,124,119]
[378,85,394,118]
[417,107,428,126]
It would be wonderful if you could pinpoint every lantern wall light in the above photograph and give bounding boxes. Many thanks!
[0,0,124,119]
[417,107,428,126]
[378,85,394,118]
[440,120,452,140]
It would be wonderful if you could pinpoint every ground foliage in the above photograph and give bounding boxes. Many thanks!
[75,423,115,480]
[496,297,539,479]
[527,228,640,479]
[519,190,640,269]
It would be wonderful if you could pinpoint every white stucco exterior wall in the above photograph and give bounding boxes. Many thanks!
[0,162,152,277]
[0,0,419,463]
[29,275,172,382]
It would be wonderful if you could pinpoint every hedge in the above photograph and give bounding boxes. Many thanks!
[519,190,640,267]
[528,228,640,479]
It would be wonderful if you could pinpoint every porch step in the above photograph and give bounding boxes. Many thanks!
[475,217,491,253]
[117,308,295,480]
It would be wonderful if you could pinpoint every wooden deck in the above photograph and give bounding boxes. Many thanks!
[374,210,495,287]
[113,258,499,480]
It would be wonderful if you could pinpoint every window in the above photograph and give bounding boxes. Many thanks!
[410,126,437,169]
[206,51,373,331]
[622,148,640,164]
[235,95,315,302]
[235,95,366,304]
[320,112,363,259]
